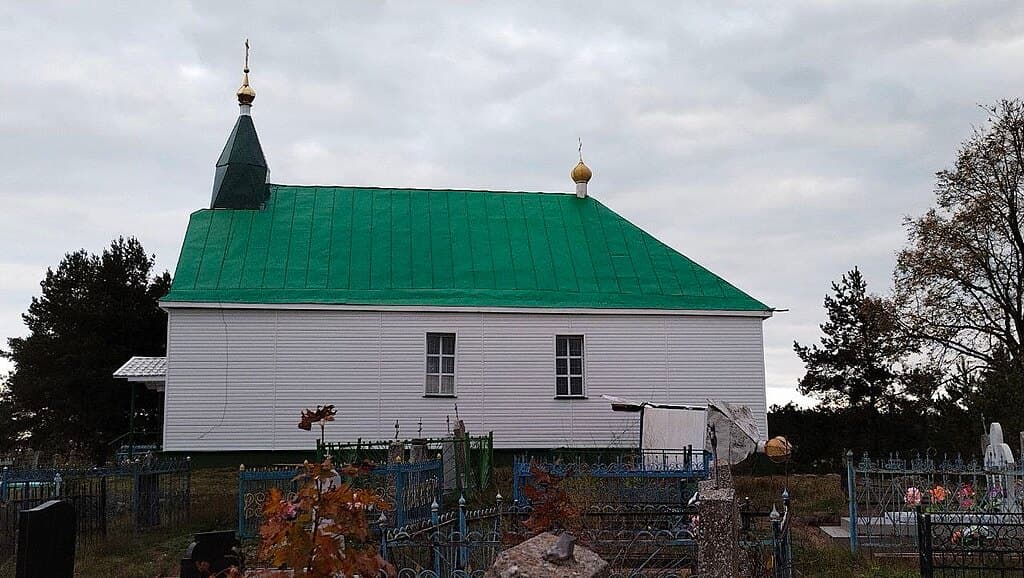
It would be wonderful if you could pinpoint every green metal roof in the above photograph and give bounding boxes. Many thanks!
[163,185,770,312]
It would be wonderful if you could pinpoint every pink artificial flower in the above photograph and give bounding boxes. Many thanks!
[905,487,922,507]
[957,483,975,509]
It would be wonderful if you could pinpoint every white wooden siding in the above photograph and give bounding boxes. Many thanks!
[163,309,767,451]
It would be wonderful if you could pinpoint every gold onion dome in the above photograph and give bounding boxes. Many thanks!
[237,70,255,105]
[571,159,592,183]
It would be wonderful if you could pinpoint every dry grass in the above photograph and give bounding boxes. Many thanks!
[734,473,918,577]
[0,467,239,578]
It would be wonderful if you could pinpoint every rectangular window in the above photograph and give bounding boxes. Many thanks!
[426,333,456,396]
[555,335,584,397]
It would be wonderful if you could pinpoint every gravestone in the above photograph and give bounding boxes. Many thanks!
[410,438,429,463]
[180,530,244,577]
[15,499,76,578]
[984,422,1018,512]
[442,440,457,490]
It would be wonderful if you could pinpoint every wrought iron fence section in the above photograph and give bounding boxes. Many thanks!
[512,454,710,506]
[917,508,1024,577]
[845,450,1024,552]
[0,458,191,561]
[381,495,502,576]
[317,433,493,499]
[382,487,791,577]
[236,465,300,540]
[237,460,444,539]
[387,572,691,578]
[737,492,792,578]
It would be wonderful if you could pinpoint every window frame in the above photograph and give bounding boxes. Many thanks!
[554,334,586,399]
[424,332,457,397]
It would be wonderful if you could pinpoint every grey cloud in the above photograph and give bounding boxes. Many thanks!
[3,1,1024,406]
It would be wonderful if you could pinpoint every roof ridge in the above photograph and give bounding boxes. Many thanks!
[269,183,573,195]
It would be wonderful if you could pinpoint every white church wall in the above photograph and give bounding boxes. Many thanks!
[162,307,767,451]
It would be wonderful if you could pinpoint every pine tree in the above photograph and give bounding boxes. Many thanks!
[2,237,170,463]
[794,268,938,452]
[794,268,909,410]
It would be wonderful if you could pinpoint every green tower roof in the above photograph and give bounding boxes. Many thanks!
[210,114,269,209]
[164,185,770,312]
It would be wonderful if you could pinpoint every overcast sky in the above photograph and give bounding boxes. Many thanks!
[2,1,1024,406]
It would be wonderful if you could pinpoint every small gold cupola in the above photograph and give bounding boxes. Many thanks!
[571,139,592,198]
[236,39,256,112]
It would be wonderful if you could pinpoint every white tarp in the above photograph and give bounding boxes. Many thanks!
[641,406,707,468]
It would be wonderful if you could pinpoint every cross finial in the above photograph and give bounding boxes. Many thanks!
[578,137,583,161]
[236,39,256,107]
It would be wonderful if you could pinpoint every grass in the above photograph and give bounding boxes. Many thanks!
[0,467,238,578]
[734,473,919,577]
[0,465,924,577]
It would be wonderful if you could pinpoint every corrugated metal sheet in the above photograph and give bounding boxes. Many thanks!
[163,308,767,451]
[113,356,167,379]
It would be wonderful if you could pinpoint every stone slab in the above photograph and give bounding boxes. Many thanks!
[485,532,609,578]
[818,526,850,541]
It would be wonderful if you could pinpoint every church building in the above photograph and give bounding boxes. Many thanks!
[120,53,773,453]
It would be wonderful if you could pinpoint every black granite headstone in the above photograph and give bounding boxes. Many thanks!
[15,499,76,578]
[180,530,244,577]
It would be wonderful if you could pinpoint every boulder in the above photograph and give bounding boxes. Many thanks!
[485,532,609,578]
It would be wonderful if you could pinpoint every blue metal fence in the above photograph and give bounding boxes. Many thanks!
[845,450,1024,553]
[237,460,444,539]
[381,495,503,575]
[512,451,711,506]
[381,497,706,575]
[0,458,191,558]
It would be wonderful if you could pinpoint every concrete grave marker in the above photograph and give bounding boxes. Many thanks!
[984,422,1018,512]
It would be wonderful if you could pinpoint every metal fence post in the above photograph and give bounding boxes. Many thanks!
[770,505,782,578]
[458,494,468,569]
[920,511,933,578]
[237,464,246,539]
[495,492,503,536]
[1,465,7,501]
[394,464,407,527]
[435,460,444,510]
[921,508,929,573]
[782,489,792,578]
[846,449,858,554]
[185,456,192,524]
[377,511,389,561]
[54,472,63,498]
[431,499,441,577]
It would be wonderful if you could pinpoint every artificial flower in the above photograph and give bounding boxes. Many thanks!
[905,486,922,506]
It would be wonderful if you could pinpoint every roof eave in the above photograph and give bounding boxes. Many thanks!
[159,300,773,318]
